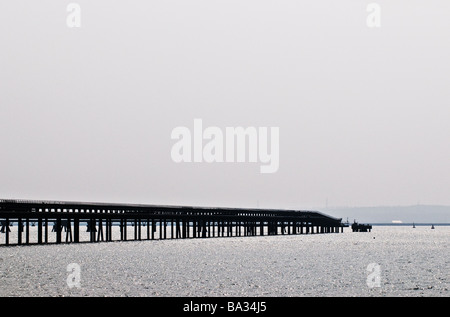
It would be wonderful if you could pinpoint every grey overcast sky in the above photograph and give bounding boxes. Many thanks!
[1,1,449,209]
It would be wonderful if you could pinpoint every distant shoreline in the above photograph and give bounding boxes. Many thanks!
[370,223,450,226]
[325,205,450,224]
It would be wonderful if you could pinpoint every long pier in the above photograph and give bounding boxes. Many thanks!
[0,199,344,246]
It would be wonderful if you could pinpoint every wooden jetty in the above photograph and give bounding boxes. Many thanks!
[0,199,344,246]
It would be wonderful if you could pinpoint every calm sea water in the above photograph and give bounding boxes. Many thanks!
[0,226,448,297]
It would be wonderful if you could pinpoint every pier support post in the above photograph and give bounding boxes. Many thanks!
[89,219,95,242]
[26,219,29,244]
[171,219,174,239]
[18,218,22,245]
[38,218,43,244]
[163,219,167,239]
[74,218,79,243]
[5,218,9,245]
[109,219,113,241]
[202,221,207,238]
[97,219,104,242]
[176,219,181,239]
[105,219,109,242]
[66,219,73,243]
[152,220,156,240]
[44,218,48,243]
[105,219,110,241]
[56,218,62,244]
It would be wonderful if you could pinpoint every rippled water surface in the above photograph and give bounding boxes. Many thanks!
[0,226,448,297]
